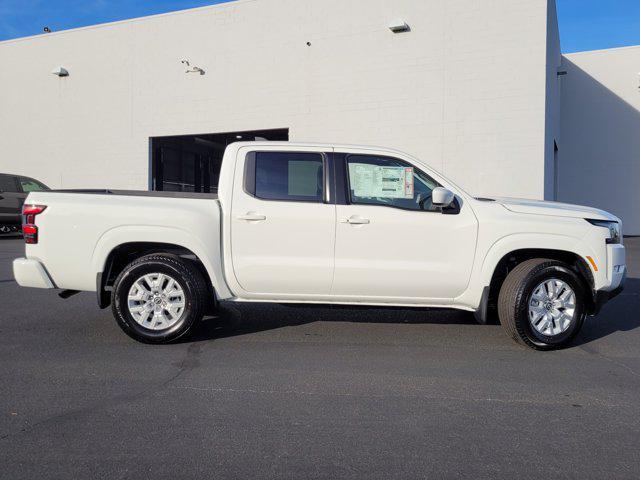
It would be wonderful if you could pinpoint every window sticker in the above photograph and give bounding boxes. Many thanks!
[349,163,414,199]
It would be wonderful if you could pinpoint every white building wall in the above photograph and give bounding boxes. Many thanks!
[560,46,640,235]
[0,0,553,199]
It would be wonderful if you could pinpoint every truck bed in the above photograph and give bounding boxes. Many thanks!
[22,189,223,293]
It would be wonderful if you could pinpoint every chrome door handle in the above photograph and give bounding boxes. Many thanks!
[341,216,370,225]
[238,213,267,222]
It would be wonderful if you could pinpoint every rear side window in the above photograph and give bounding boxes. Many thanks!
[19,177,48,192]
[0,174,19,193]
[245,152,324,202]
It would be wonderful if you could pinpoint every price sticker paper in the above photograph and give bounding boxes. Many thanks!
[349,163,414,199]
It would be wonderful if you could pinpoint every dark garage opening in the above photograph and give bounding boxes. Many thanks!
[150,128,289,193]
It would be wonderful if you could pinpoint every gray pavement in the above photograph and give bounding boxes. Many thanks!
[1,237,639,479]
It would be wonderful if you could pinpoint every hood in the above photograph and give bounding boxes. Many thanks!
[490,197,618,221]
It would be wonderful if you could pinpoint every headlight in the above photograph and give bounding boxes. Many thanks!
[586,219,621,244]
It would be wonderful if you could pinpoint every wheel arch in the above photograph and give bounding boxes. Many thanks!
[485,248,595,321]
[94,234,230,309]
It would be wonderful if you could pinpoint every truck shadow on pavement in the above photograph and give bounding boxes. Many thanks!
[188,277,640,348]
[574,277,640,347]
[190,303,476,343]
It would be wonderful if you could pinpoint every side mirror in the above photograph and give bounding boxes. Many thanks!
[432,187,455,208]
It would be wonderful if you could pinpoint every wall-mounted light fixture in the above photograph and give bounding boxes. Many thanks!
[388,20,410,33]
[181,59,205,75]
[51,66,69,77]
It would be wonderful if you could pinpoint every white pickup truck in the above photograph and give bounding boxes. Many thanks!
[13,142,626,350]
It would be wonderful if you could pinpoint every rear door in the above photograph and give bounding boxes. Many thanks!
[0,175,23,224]
[229,148,336,297]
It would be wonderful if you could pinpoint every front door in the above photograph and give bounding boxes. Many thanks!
[230,149,336,297]
[331,153,478,302]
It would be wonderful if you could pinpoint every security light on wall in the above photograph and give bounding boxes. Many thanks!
[388,20,410,33]
[181,59,205,75]
[51,66,69,77]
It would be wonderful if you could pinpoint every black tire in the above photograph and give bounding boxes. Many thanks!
[498,258,586,350]
[111,254,208,344]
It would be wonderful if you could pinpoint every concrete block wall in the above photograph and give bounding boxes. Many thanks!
[0,0,554,200]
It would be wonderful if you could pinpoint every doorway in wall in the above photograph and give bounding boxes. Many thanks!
[150,128,289,192]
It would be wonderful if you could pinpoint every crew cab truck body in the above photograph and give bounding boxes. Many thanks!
[13,142,626,349]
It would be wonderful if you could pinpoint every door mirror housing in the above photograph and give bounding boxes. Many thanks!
[432,187,455,208]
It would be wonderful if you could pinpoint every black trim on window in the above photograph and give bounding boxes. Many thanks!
[330,153,349,205]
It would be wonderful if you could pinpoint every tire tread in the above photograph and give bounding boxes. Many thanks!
[498,258,557,350]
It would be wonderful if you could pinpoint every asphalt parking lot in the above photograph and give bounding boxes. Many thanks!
[1,237,639,479]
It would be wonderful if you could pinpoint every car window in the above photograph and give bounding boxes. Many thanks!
[0,175,19,193]
[19,177,48,192]
[246,152,324,202]
[346,155,440,211]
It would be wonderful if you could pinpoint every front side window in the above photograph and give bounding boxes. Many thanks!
[247,152,324,202]
[19,177,48,192]
[346,155,440,211]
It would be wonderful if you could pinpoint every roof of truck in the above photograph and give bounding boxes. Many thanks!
[226,141,412,156]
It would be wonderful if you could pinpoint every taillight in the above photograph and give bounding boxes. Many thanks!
[22,204,47,244]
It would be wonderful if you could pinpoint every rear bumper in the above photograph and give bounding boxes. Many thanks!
[13,258,56,289]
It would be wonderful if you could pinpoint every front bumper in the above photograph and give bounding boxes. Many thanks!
[605,244,626,292]
[13,258,56,289]
[592,269,626,315]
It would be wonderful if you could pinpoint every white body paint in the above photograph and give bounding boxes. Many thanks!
[13,142,626,314]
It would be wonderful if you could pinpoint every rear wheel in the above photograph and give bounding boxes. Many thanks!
[111,254,208,343]
[498,259,587,350]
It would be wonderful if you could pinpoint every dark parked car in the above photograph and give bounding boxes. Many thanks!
[0,173,49,233]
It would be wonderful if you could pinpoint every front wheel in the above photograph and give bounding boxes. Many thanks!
[111,254,208,344]
[498,259,587,350]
